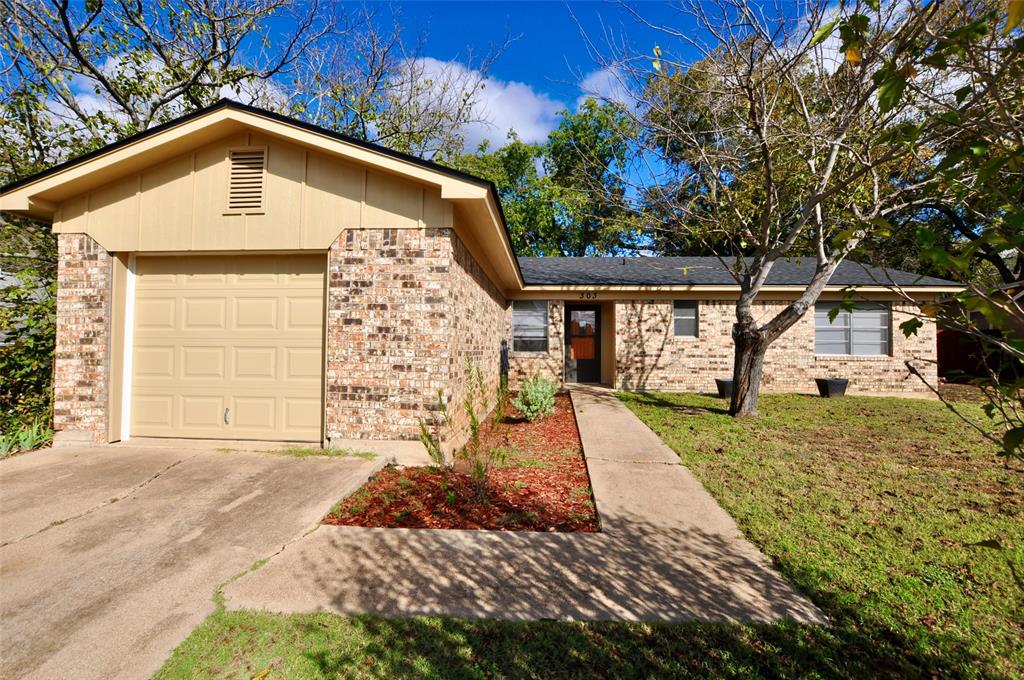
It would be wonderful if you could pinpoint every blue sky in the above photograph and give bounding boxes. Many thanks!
[386,1,687,102]
[357,1,701,147]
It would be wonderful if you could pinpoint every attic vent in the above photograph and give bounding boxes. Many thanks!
[227,147,266,213]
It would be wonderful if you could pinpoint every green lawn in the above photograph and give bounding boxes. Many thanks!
[155,393,1022,679]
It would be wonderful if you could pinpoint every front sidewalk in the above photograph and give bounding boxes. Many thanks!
[223,387,826,624]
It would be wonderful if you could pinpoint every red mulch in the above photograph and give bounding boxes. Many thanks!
[323,393,599,532]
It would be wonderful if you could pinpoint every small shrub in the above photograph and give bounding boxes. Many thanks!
[512,373,557,422]
[0,417,53,458]
[457,361,503,501]
[418,389,452,469]
[0,434,15,458]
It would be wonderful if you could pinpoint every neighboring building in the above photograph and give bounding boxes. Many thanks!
[0,100,960,448]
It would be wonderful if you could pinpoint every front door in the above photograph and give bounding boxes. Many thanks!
[565,305,601,383]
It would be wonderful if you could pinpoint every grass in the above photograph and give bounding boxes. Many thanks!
[156,611,896,680]
[617,391,1023,678]
[272,446,376,460]
[155,392,1023,679]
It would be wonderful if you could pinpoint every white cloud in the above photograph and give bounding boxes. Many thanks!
[408,57,564,151]
[577,66,636,110]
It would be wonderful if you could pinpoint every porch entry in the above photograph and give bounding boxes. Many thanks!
[565,304,601,383]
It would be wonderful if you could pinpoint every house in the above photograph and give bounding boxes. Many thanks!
[0,100,960,448]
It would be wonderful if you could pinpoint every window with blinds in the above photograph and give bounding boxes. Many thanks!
[673,300,698,337]
[226,147,267,213]
[815,302,891,355]
[512,300,548,352]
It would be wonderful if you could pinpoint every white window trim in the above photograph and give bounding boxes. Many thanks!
[672,300,699,338]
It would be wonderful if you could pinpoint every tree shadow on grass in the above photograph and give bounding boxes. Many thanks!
[295,611,980,679]
[617,390,732,416]
[226,511,995,679]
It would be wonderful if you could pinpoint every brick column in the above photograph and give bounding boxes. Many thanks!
[324,228,455,441]
[53,233,112,444]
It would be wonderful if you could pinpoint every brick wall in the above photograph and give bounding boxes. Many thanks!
[615,298,936,395]
[53,233,112,442]
[325,227,508,444]
[447,233,509,441]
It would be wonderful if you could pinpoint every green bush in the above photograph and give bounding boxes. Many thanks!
[0,417,53,458]
[0,270,56,435]
[512,372,557,422]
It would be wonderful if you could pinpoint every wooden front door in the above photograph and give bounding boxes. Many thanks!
[565,305,601,383]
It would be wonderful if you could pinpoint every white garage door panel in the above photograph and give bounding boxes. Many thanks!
[130,255,325,441]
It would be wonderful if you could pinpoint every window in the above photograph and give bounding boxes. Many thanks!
[512,300,548,352]
[673,301,698,337]
[815,302,891,355]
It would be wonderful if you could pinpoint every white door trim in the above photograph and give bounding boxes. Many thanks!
[120,254,137,441]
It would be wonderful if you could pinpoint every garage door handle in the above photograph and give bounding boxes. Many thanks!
[224,408,230,424]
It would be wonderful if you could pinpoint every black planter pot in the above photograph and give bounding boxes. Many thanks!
[715,378,734,399]
[815,378,849,398]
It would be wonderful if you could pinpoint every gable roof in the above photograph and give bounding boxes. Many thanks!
[0,98,495,195]
[0,99,525,290]
[519,256,961,289]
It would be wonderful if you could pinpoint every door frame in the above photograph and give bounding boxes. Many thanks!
[564,303,602,384]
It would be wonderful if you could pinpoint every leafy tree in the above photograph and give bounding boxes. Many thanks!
[544,98,639,255]
[456,99,639,256]
[608,0,1014,417]
[455,135,558,255]
[885,2,1023,462]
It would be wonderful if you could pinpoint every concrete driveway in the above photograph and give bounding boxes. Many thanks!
[0,444,378,680]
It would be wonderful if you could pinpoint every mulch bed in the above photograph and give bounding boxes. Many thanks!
[324,393,599,532]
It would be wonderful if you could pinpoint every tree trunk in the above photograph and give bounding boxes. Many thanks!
[730,320,768,417]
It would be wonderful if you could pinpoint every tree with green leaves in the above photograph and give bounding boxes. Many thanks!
[884,1,1023,462]
[545,98,639,255]
[455,135,559,255]
[456,99,639,256]
[606,0,1015,418]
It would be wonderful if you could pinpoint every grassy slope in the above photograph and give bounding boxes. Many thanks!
[155,393,1022,679]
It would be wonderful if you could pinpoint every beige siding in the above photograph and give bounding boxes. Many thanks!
[53,130,454,253]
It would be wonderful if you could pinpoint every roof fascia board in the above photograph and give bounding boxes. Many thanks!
[483,193,524,289]
[512,284,962,296]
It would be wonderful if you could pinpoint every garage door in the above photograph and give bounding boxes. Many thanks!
[129,254,325,441]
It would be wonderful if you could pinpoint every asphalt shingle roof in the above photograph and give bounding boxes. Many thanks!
[517,256,960,287]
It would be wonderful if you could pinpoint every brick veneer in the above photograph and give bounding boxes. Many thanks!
[53,233,112,442]
[615,299,936,394]
[447,233,509,440]
[325,228,508,445]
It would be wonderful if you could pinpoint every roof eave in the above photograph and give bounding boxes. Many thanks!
[513,283,964,295]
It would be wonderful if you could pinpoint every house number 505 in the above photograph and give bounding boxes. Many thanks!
[578,291,598,300]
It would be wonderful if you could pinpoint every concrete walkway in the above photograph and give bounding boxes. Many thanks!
[224,387,827,624]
